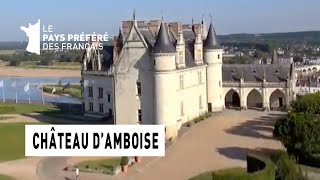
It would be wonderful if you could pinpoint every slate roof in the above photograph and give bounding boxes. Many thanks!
[140,28,155,47]
[182,29,195,41]
[222,64,291,82]
[139,25,197,68]
[151,22,176,53]
[203,21,220,49]
[101,45,113,69]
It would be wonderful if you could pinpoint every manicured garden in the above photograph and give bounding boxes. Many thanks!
[189,151,307,180]
[43,84,81,99]
[74,157,122,175]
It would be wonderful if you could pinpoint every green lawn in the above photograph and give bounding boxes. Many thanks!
[0,174,15,180]
[0,103,58,114]
[0,123,35,162]
[43,85,81,99]
[75,158,121,175]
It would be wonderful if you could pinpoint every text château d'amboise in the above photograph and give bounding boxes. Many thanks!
[33,131,159,150]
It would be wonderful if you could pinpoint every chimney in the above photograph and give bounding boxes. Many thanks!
[148,20,161,37]
[192,24,202,34]
[112,36,118,63]
[122,21,133,39]
[168,22,181,38]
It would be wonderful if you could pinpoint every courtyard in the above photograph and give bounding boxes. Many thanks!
[0,109,284,180]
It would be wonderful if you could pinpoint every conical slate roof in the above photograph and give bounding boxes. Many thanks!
[203,21,220,49]
[151,22,176,53]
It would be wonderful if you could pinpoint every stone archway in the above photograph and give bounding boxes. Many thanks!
[225,89,240,108]
[313,67,318,73]
[269,89,286,111]
[247,89,263,109]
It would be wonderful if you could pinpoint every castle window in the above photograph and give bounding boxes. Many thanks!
[196,49,202,61]
[218,54,220,59]
[137,109,142,123]
[136,82,141,96]
[107,94,111,102]
[252,70,257,74]
[88,86,93,98]
[179,51,183,64]
[231,69,235,74]
[179,75,184,89]
[99,103,104,113]
[199,95,203,109]
[275,69,279,74]
[198,71,202,84]
[180,101,184,116]
[98,87,103,99]
[89,102,93,111]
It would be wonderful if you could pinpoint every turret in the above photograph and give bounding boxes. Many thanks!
[176,30,185,68]
[203,18,222,63]
[152,21,178,140]
[152,22,176,71]
[204,18,224,112]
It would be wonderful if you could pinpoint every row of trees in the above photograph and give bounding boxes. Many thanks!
[0,50,84,67]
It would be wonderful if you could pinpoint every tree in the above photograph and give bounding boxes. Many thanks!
[274,92,320,167]
[9,59,21,66]
[293,56,303,63]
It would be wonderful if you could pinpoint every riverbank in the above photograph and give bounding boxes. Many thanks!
[43,84,81,99]
[0,66,80,77]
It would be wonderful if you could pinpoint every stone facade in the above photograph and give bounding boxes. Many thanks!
[81,14,296,140]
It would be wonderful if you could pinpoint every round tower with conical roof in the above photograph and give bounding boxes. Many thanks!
[152,22,179,140]
[204,19,224,112]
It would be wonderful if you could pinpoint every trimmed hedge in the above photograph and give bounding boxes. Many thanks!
[189,153,275,180]
[183,112,212,127]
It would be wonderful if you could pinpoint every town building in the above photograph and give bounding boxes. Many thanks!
[81,13,296,140]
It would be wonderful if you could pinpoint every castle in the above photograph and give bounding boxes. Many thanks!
[81,13,296,140]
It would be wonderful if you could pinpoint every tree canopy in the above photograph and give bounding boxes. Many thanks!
[274,93,320,167]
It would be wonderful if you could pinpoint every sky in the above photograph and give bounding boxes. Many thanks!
[0,0,319,41]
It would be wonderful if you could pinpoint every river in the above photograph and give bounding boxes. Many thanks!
[0,76,81,104]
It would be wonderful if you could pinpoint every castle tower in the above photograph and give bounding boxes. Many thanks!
[204,19,224,112]
[176,30,185,68]
[152,21,179,140]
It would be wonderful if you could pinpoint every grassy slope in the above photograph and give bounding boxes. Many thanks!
[0,123,39,162]
[43,85,81,99]
[0,174,15,180]
[0,103,58,114]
